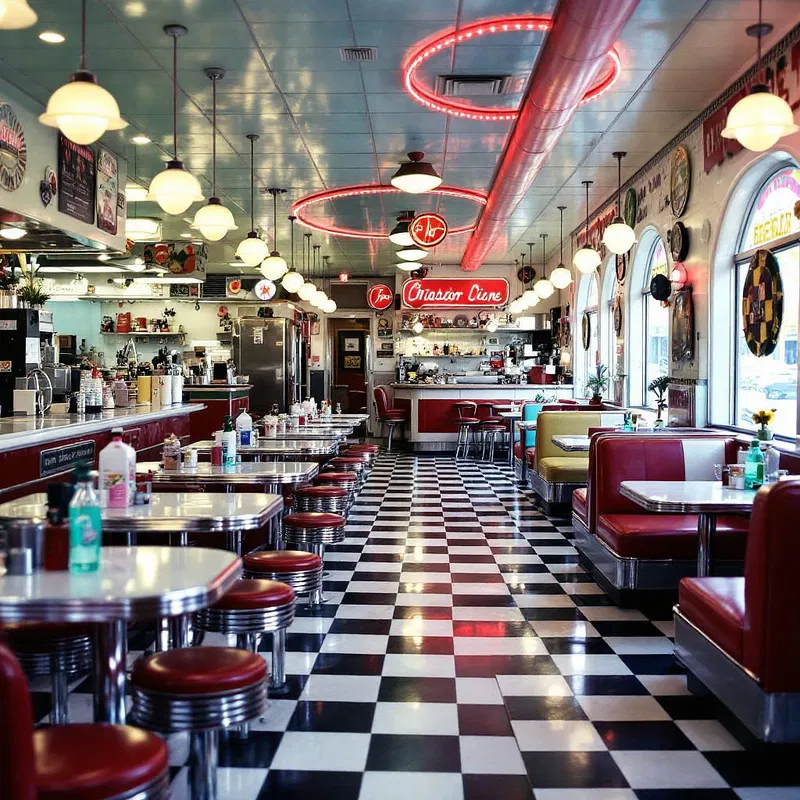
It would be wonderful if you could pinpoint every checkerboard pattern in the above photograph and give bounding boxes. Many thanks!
[34,452,800,798]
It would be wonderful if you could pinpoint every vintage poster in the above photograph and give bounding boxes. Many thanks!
[58,133,95,224]
[96,147,118,234]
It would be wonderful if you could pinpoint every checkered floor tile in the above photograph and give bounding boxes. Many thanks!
[34,453,800,798]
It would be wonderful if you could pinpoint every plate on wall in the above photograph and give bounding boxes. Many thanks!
[742,249,783,357]
[581,312,591,351]
[670,145,691,218]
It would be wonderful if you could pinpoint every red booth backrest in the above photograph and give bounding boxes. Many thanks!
[593,435,739,525]
[0,641,35,799]
[374,386,390,417]
[743,479,800,693]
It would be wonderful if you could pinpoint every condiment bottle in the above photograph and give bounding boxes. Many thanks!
[69,463,102,572]
[44,482,74,571]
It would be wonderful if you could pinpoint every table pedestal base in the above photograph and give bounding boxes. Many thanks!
[93,620,127,723]
[697,512,716,578]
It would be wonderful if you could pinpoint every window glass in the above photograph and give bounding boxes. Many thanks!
[741,167,800,251]
[735,244,799,437]
[643,238,669,405]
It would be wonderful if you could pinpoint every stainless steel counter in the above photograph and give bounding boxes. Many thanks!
[390,383,573,390]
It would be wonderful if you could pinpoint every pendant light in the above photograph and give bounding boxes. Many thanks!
[191,68,237,241]
[389,211,415,246]
[534,234,554,299]
[321,256,337,312]
[574,180,601,274]
[395,262,418,271]
[396,245,428,262]
[147,25,203,214]
[602,152,636,255]
[0,0,37,29]
[550,206,573,290]
[281,216,305,292]
[521,250,539,309]
[261,188,289,280]
[236,134,270,266]
[722,0,798,151]
[298,233,316,301]
[390,151,442,194]
[39,0,126,144]
[310,245,327,308]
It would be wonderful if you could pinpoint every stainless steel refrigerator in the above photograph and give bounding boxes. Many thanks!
[232,317,301,415]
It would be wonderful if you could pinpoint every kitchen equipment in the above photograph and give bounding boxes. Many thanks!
[116,312,131,333]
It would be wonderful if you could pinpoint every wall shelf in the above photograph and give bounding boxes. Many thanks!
[100,331,185,338]
[399,327,522,334]
[405,354,486,358]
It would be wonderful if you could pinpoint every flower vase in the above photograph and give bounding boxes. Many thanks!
[757,426,773,442]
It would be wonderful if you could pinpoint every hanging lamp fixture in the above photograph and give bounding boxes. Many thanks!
[236,134,270,266]
[310,245,327,309]
[574,180,601,274]
[298,233,316,301]
[0,0,37,29]
[260,188,289,280]
[322,255,337,312]
[396,244,428,262]
[389,211,415,246]
[281,216,305,293]
[390,152,442,194]
[508,259,525,314]
[521,249,539,309]
[39,0,126,144]
[602,152,636,255]
[147,25,203,214]
[534,234,554,299]
[550,206,573,289]
[722,0,798,151]
[191,68,237,241]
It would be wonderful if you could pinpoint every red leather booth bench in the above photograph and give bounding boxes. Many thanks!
[674,479,800,742]
[573,433,748,594]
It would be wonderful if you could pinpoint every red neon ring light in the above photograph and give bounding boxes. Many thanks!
[403,16,622,122]
[291,184,487,241]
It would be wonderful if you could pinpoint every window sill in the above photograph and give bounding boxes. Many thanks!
[707,424,800,452]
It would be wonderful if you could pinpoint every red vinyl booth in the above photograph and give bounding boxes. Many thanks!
[574,433,748,593]
[675,479,800,742]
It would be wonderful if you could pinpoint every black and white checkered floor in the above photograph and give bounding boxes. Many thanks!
[38,452,800,798]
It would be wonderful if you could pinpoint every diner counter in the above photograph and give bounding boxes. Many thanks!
[391,383,572,391]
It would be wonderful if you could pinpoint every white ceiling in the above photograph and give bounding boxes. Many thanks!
[1,0,798,275]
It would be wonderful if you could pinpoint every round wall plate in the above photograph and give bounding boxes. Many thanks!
[670,221,689,262]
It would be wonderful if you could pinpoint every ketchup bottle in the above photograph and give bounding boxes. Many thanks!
[44,482,74,571]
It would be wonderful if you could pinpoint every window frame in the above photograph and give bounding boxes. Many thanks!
[641,237,669,408]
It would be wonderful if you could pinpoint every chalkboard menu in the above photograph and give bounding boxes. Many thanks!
[58,133,96,224]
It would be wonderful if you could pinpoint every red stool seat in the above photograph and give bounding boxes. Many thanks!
[132,647,267,695]
[481,416,503,424]
[379,410,405,419]
[457,417,481,424]
[329,457,365,465]
[316,472,358,484]
[284,511,346,528]
[213,579,295,610]
[481,424,506,432]
[345,444,379,452]
[296,484,348,498]
[34,724,168,800]
[244,550,322,573]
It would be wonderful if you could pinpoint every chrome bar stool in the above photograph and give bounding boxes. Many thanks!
[282,512,347,575]
[340,446,377,471]
[453,401,480,460]
[244,550,324,607]
[322,456,366,486]
[195,579,296,693]
[130,647,268,800]
[294,484,350,515]
[1,622,92,725]
[315,471,359,505]
[481,423,508,462]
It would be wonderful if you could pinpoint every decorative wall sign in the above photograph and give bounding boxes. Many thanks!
[409,212,448,248]
[401,277,509,309]
[0,103,26,192]
[367,283,394,310]
[669,145,691,218]
[143,242,207,276]
[96,147,118,234]
[650,273,672,303]
[742,249,783,357]
[40,440,95,478]
[623,186,637,229]
[581,312,591,351]
[669,221,689,262]
[253,279,277,301]
[615,251,627,283]
[741,166,800,250]
[58,133,96,224]
[613,295,623,336]
[376,316,393,338]
[671,288,694,363]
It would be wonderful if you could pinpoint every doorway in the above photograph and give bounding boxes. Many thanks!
[329,317,371,413]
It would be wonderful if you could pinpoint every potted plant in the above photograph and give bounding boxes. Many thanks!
[648,375,670,427]
[16,259,50,309]
[752,408,776,441]
[0,255,19,308]
[586,364,609,406]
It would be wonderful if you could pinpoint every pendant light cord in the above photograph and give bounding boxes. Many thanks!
[757,0,763,60]
[558,206,565,264]
[541,234,547,279]
[528,243,534,280]
[289,216,295,269]
[248,136,255,233]
[616,155,622,214]
[520,253,526,288]
[171,33,178,159]
[272,191,278,252]
[211,78,217,195]
[80,0,87,71]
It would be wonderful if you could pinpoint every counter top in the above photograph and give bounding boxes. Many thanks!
[391,383,573,390]
[0,404,202,454]
[183,384,251,393]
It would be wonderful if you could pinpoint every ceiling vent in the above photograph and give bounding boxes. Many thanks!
[202,273,229,298]
[435,74,514,97]
[339,46,377,62]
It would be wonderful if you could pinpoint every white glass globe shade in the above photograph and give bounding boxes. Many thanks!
[412,321,425,334]
[396,246,428,262]
[191,200,237,241]
[722,88,800,152]
[508,298,524,315]
[298,282,317,301]
[311,289,327,307]
[148,162,203,215]
[389,229,413,246]
[281,270,305,293]
[573,246,601,274]
[485,318,499,333]
[260,254,288,281]
[521,289,539,309]
[395,262,418,272]
[323,298,337,313]
[602,219,636,255]
[0,0,37,28]
[236,234,269,267]
[549,265,573,290]
[534,278,555,299]
[39,76,127,145]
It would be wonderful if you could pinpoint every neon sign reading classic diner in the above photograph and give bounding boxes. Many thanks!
[401,277,509,309]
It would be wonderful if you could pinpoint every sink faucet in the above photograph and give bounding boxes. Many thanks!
[121,336,138,367]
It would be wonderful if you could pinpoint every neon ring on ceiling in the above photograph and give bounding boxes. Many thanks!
[291,184,487,240]
[404,16,622,122]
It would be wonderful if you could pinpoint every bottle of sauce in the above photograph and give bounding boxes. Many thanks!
[44,482,74,571]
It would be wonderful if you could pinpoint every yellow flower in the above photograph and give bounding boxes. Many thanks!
[752,408,776,426]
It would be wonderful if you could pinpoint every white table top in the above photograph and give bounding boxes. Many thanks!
[260,429,349,440]
[499,410,522,419]
[552,435,590,452]
[619,481,757,514]
[0,491,282,532]
[0,546,241,623]
[142,460,318,485]
[186,439,336,455]
[518,420,538,431]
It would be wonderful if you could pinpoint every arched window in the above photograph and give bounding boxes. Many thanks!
[642,237,670,406]
[732,165,800,438]
[576,272,600,396]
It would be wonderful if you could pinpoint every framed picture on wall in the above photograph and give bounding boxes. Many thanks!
[343,355,362,370]
[343,336,360,352]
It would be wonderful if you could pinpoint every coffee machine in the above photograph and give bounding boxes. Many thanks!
[0,309,54,416]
